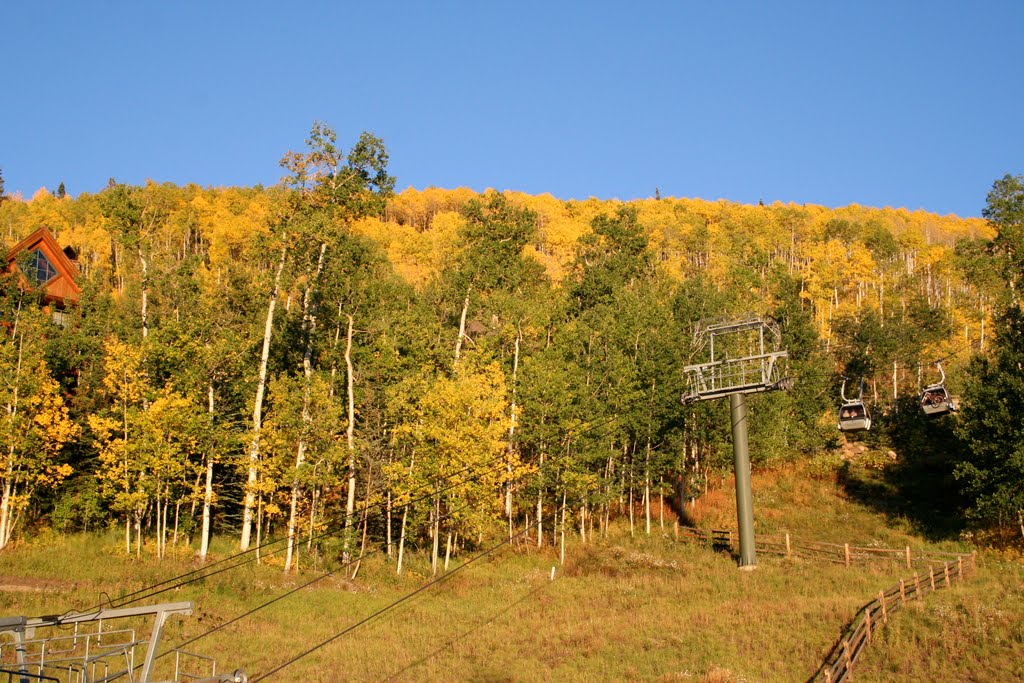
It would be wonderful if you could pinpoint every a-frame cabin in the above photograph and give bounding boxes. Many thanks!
[4,228,82,316]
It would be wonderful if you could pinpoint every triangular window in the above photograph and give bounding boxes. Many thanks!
[29,248,59,285]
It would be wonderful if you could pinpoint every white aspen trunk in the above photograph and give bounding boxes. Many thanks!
[560,490,566,565]
[431,496,441,576]
[329,301,343,394]
[579,503,587,544]
[351,470,373,580]
[200,383,215,562]
[154,497,161,559]
[162,494,170,557]
[343,315,357,564]
[285,467,300,573]
[397,504,409,576]
[255,495,263,564]
[138,249,149,340]
[893,361,898,402]
[386,482,393,557]
[241,242,288,550]
[444,530,453,572]
[645,440,651,536]
[506,332,520,540]
[0,480,13,550]
[0,332,23,550]
[536,452,544,548]
[288,242,327,574]
[628,461,635,537]
[454,292,470,365]
[135,508,142,557]
[307,486,319,551]
[981,305,986,351]
[396,450,415,576]
[173,500,180,547]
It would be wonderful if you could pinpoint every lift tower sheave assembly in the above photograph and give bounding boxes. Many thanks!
[681,318,793,569]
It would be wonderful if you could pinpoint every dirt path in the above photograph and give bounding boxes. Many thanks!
[0,575,73,593]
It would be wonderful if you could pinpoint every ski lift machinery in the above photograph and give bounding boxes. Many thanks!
[681,318,793,569]
[837,377,871,432]
[920,361,956,417]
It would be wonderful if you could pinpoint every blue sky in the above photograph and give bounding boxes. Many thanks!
[2,1,1021,217]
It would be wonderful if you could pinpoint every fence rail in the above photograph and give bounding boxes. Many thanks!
[671,523,970,570]
[812,554,975,682]
[669,523,976,682]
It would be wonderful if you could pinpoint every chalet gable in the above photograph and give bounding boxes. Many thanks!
[4,228,82,307]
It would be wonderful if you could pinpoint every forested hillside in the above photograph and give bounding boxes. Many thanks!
[0,128,1017,569]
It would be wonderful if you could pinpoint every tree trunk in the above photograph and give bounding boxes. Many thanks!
[0,332,23,551]
[241,241,288,550]
[454,292,470,366]
[645,440,652,535]
[396,450,415,576]
[431,496,441,577]
[536,451,544,548]
[343,315,357,566]
[173,499,180,547]
[506,331,520,540]
[288,242,328,574]
[200,383,215,562]
[560,490,566,565]
[351,469,373,580]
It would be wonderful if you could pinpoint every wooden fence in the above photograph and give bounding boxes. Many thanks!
[670,523,977,682]
[672,523,968,570]
[811,553,976,682]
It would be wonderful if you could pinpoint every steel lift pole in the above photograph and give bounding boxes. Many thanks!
[730,393,756,569]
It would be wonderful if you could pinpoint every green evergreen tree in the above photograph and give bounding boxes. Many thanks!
[955,174,1024,535]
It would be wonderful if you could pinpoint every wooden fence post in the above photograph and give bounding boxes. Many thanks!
[674,521,678,541]
[842,639,853,670]
[905,545,911,569]
[879,590,888,623]
[785,532,791,556]
[844,543,850,567]
[929,567,936,592]
[899,578,906,606]
[864,608,872,641]
[824,667,832,683]
[943,563,951,588]
[957,556,963,580]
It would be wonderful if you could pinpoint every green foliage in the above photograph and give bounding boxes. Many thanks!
[953,173,1024,531]
[0,136,1006,558]
[569,206,652,312]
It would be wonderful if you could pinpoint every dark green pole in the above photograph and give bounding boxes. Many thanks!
[730,392,757,569]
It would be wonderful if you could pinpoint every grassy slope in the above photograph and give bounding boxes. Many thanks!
[0,463,1018,682]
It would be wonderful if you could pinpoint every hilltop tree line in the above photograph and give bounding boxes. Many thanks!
[0,130,1020,569]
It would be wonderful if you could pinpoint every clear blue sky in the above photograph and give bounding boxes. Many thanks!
[2,1,1022,217]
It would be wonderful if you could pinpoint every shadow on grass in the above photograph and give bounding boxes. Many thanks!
[836,397,968,542]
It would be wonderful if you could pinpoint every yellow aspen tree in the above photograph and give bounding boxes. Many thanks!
[89,337,150,555]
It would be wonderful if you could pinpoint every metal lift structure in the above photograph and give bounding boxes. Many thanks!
[0,602,246,683]
[682,318,793,569]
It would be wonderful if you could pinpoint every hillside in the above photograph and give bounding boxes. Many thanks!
[0,149,1018,596]
[0,461,1017,681]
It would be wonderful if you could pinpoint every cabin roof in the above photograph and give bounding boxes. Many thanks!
[4,228,82,306]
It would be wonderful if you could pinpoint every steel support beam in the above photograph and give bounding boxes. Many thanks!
[730,393,757,569]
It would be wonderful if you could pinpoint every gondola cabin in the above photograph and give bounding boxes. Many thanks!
[838,401,872,432]
[920,362,956,417]
[920,385,955,417]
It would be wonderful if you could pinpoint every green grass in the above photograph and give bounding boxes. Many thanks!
[0,463,1016,682]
